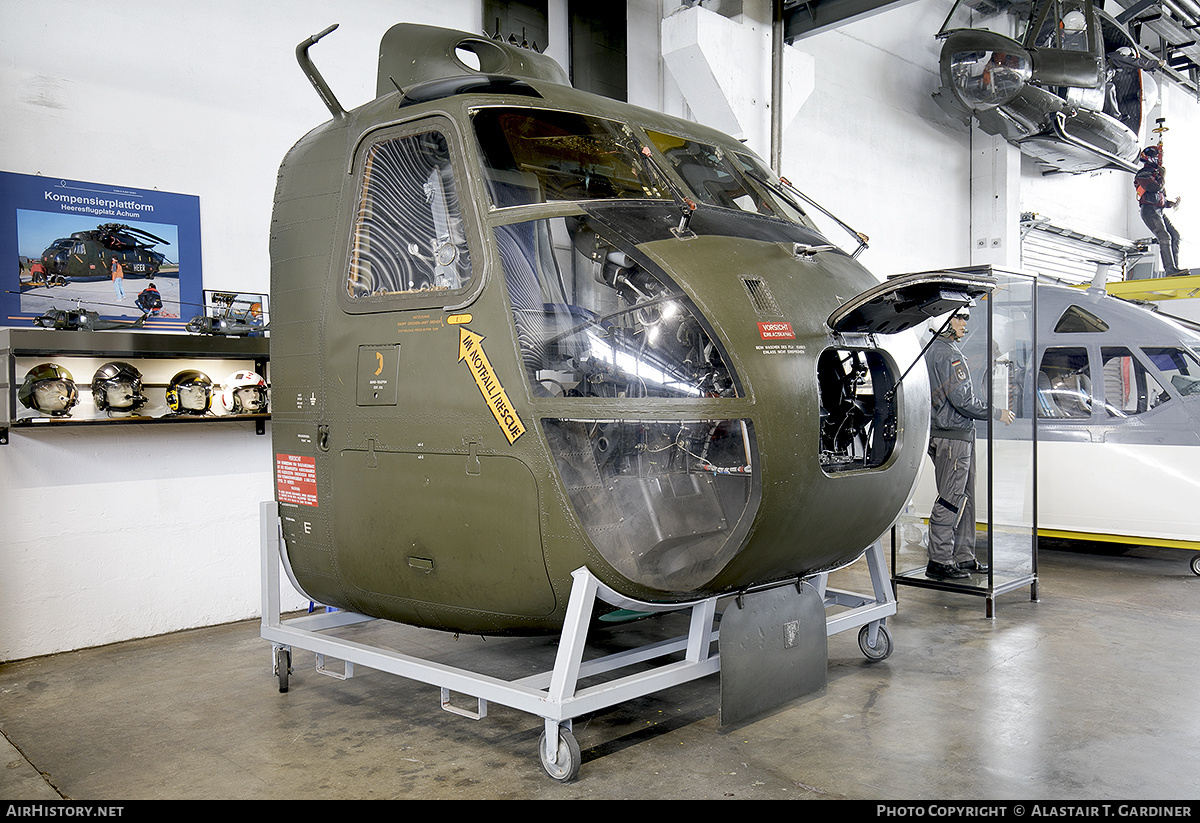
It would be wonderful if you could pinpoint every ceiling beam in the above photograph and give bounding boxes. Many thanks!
[782,0,924,41]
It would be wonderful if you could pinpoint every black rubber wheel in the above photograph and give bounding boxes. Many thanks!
[274,646,292,693]
[538,728,581,782]
[858,623,893,662]
[1190,553,1200,577]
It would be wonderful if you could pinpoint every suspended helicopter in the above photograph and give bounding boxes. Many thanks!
[933,0,1164,174]
[266,22,994,777]
[37,222,169,284]
[905,270,1200,574]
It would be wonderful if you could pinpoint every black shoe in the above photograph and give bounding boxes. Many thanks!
[957,559,989,573]
[925,561,969,580]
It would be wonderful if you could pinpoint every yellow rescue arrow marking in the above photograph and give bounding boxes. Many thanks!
[458,327,526,444]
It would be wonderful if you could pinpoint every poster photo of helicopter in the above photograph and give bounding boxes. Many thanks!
[1,169,205,330]
[16,210,181,320]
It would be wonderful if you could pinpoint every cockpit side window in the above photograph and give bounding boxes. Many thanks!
[1037,346,1093,419]
[1053,305,1109,333]
[1030,0,1093,52]
[347,129,473,300]
[1102,347,1169,416]
[1143,347,1200,398]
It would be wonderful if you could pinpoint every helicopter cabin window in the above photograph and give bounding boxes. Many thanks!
[347,130,472,300]
[1037,346,1093,419]
[1031,0,1092,52]
[817,348,898,472]
[946,50,1033,109]
[1101,347,1169,416]
[1054,305,1109,334]
[1142,347,1200,398]
[471,107,673,208]
[494,214,741,399]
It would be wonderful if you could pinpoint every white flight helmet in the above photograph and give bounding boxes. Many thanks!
[219,370,269,414]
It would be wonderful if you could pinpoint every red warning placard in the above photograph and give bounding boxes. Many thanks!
[276,454,318,506]
[757,321,795,339]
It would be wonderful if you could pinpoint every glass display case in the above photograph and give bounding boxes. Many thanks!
[1,328,269,444]
[891,267,1038,617]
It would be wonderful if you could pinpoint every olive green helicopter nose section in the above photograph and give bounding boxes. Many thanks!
[270,22,986,635]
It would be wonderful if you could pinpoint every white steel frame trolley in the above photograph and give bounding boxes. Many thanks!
[260,501,897,781]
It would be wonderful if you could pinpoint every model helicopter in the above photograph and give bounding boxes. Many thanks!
[934,0,1163,174]
[268,21,995,640]
[33,306,147,331]
[37,222,169,283]
[184,291,267,335]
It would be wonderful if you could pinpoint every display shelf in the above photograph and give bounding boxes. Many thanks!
[1,328,269,443]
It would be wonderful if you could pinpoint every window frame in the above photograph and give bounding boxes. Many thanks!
[340,115,485,315]
[1100,345,1170,417]
[1036,345,1095,420]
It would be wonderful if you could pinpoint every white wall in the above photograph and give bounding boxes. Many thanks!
[3,0,1197,660]
[773,1,978,275]
[0,0,481,661]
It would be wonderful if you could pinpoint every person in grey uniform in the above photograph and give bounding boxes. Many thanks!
[925,307,1014,580]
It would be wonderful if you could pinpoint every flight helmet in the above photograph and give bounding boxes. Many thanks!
[91,361,148,412]
[18,363,80,416]
[166,369,214,414]
[219,370,269,413]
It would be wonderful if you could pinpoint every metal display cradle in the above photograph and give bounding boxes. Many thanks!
[260,501,899,781]
[0,328,269,443]
[891,267,1039,617]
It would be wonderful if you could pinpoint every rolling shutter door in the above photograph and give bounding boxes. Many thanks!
[1020,215,1143,285]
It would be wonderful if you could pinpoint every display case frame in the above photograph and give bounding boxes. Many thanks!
[890,267,1039,617]
[1,328,269,444]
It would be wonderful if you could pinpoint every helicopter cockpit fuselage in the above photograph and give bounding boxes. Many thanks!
[270,24,985,634]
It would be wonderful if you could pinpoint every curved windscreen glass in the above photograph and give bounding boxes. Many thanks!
[950,49,1032,109]
[472,107,674,208]
[495,214,740,398]
[543,417,757,592]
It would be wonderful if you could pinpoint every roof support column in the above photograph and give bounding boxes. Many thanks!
[970,125,1022,268]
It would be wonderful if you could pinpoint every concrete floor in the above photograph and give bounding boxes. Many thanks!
[2,539,1198,801]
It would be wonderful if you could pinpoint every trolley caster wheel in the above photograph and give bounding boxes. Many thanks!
[538,728,581,783]
[274,646,292,693]
[858,623,893,662]
[1191,553,1200,577]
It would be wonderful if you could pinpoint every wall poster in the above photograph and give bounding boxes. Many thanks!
[1,171,202,330]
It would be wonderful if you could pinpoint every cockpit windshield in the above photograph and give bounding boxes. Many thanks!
[472,107,674,209]
[645,130,807,224]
